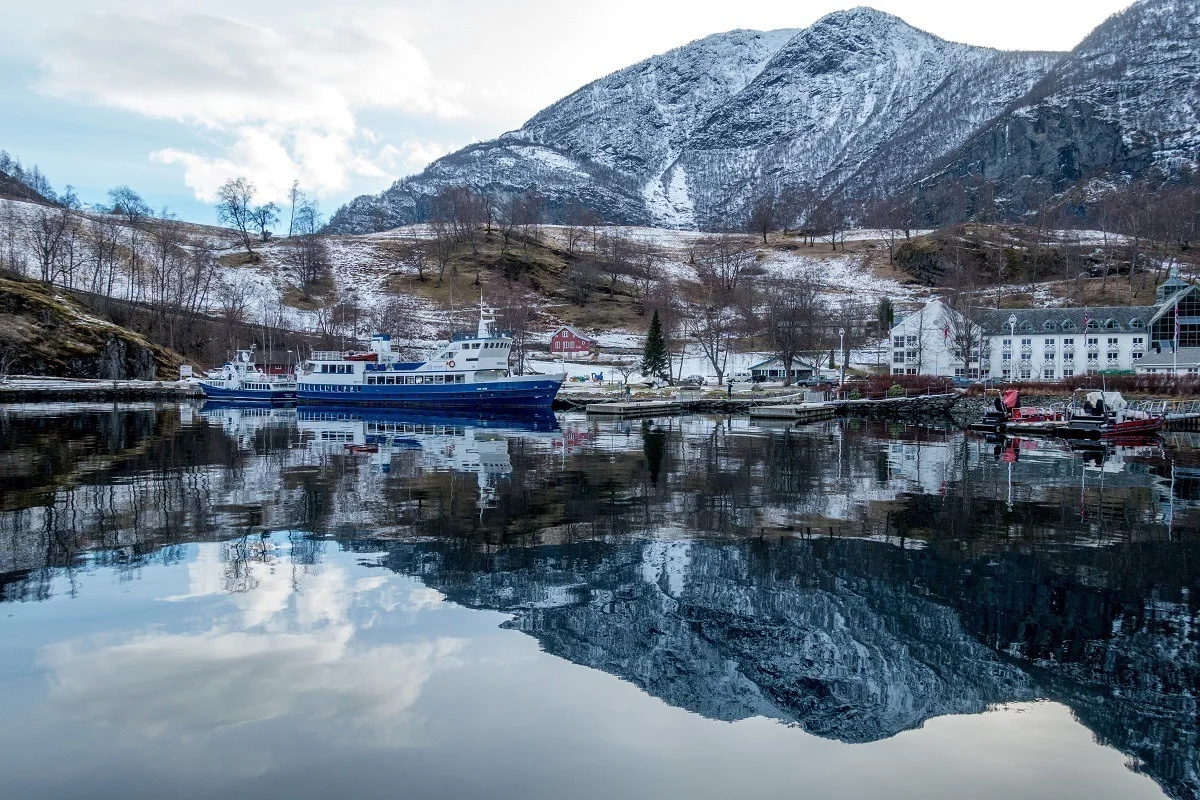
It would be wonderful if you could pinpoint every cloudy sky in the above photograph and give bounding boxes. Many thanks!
[1,0,1133,224]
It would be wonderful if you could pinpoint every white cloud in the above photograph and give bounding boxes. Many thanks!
[38,9,464,203]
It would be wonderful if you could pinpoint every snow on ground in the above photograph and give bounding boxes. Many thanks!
[759,250,924,303]
[840,228,935,242]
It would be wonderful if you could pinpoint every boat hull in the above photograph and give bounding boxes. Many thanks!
[198,382,296,402]
[297,375,564,409]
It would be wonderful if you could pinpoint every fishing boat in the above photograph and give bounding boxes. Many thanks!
[1066,390,1166,439]
[970,389,1065,434]
[295,303,566,409]
[971,389,1165,439]
[196,348,297,402]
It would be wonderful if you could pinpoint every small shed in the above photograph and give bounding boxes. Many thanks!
[749,357,817,382]
[550,326,598,359]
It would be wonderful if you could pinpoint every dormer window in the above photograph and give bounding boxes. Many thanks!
[1042,321,1056,331]
[1062,320,1077,331]
[1019,321,1033,333]
[1105,319,1120,330]
[1086,320,1099,330]
[1130,318,1144,329]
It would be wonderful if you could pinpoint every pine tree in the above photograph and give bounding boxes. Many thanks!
[642,310,669,378]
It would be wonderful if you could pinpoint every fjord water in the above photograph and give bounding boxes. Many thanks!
[1,404,1196,800]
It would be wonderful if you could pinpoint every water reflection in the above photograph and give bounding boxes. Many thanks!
[0,402,1197,799]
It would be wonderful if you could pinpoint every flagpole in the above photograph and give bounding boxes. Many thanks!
[1174,312,1180,377]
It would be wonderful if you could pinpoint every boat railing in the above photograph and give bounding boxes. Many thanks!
[310,351,345,362]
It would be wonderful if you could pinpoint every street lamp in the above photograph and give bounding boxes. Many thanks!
[838,327,846,389]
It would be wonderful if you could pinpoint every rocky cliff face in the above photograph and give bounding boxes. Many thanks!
[328,8,1060,232]
[917,0,1200,220]
[0,275,179,379]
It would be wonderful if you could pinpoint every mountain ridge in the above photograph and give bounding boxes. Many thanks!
[328,1,1196,234]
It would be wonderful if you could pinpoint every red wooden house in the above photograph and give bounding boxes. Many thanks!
[549,326,598,359]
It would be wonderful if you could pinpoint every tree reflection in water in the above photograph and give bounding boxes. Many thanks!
[0,403,1197,798]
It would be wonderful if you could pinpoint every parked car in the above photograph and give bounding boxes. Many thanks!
[728,371,754,383]
[679,375,706,388]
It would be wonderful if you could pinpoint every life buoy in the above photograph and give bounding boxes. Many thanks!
[447,360,455,368]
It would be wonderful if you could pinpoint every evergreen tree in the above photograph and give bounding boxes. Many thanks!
[641,310,669,378]
[877,297,894,334]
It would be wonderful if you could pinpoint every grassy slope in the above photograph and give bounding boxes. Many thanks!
[0,273,184,378]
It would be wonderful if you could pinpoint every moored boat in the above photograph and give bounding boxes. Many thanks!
[296,303,566,409]
[196,348,297,402]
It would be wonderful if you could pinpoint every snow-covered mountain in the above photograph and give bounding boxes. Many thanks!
[329,0,1200,234]
[328,7,1060,232]
[919,0,1200,220]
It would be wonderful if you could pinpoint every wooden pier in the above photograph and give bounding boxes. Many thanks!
[585,399,683,418]
[0,377,202,401]
[748,403,837,422]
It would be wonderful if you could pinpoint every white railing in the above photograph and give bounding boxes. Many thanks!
[309,351,344,362]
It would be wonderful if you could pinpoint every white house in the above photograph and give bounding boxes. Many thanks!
[1135,348,1200,376]
[889,299,981,377]
[891,274,1199,380]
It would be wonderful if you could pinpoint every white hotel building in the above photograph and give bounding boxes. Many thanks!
[890,274,1198,379]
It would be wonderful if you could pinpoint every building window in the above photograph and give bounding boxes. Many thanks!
[1107,337,1119,348]
[1063,337,1075,347]
[1043,321,1056,331]
[906,336,918,347]
[1020,353,1031,362]
[1088,352,1099,363]
[1063,368,1074,378]
[1130,319,1144,329]
[1132,352,1142,360]
[906,352,918,363]
[1002,369,1011,378]
[1021,338,1032,348]
[1019,367,1032,379]
[893,351,905,364]
[1108,352,1120,362]
[1062,321,1077,331]
[1043,338,1055,348]
[1043,368,1055,379]
[1133,336,1144,348]
[1002,353,1011,362]
[1002,338,1012,350]
[1087,337,1099,348]
[893,336,904,349]
[1063,352,1074,362]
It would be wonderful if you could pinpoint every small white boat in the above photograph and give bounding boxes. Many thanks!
[196,348,296,402]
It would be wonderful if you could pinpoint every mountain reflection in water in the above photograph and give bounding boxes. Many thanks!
[0,402,1197,800]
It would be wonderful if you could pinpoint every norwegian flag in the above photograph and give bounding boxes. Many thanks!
[943,323,950,342]
[1176,314,1182,344]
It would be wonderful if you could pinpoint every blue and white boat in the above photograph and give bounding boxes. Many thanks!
[196,348,297,402]
[296,304,566,409]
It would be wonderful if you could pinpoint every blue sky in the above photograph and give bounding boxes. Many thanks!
[0,0,1134,227]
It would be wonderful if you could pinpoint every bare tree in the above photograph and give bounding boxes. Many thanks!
[287,180,304,237]
[25,205,74,284]
[249,202,280,242]
[693,235,757,294]
[216,177,257,256]
[764,273,826,385]
[495,283,539,375]
[747,194,777,244]
[283,235,332,301]
[565,257,600,306]
[107,186,151,227]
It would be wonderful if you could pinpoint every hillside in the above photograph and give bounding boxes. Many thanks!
[917,0,1200,220]
[0,274,183,379]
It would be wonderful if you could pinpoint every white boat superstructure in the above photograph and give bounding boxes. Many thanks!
[197,348,297,401]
